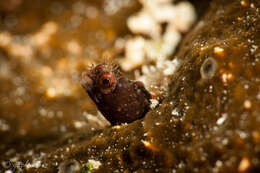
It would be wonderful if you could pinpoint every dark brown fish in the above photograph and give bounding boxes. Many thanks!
[80,62,151,125]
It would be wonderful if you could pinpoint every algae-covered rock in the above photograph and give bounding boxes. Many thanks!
[41,0,260,172]
[1,0,260,173]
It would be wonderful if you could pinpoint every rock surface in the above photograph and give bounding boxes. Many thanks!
[0,0,260,173]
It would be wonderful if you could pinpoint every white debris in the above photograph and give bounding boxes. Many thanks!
[73,121,85,129]
[5,170,13,173]
[171,108,180,116]
[87,159,102,169]
[147,3,177,23]
[121,37,146,71]
[238,131,247,139]
[0,59,12,79]
[244,100,252,109]
[135,59,180,89]
[150,99,159,109]
[257,92,260,100]
[121,0,196,71]
[104,0,132,15]
[0,119,10,131]
[66,40,82,55]
[0,32,12,46]
[158,57,180,76]
[32,21,58,47]
[216,113,227,125]
[171,2,197,32]
[82,111,110,127]
[214,46,224,55]
[112,125,123,130]
[25,160,42,169]
[161,25,182,57]
[57,159,81,173]
[127,10,161,39]
[215,160,223,167]
[85,6,99,19]
[238,157,250,172]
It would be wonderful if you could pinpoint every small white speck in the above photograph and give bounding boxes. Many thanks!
[222,138,228,145]
[244,84,249,89]
[214,46,224,56]
[209,85,213,92]
[216,160,223,167]
[47,111,55,118]
[250,45,258,53]
[0,119,10,131]
[216,113,227,125]
[244,100,252,109]
[26,160,42,169]
[39,108,47,116]
[171,108,179,116]
[60,125,67,132]
[57,111,63,118]
[239,131,247,139]
[87,159,102,169]
[257,92,260,100]
[150,99,159,109]
[73,121,85,129]
[26,150,34,156]
[250,3,255,8]
[5,170,13,173]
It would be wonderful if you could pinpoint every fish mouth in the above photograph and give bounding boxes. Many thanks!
[80,71,94,92]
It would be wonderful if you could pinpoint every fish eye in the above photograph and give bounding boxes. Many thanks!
[98,73,117,94]
[102,78,110,85]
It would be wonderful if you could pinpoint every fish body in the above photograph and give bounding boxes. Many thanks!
[81,63,151,125]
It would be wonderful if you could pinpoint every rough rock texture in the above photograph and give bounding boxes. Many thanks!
[1,0,260,173]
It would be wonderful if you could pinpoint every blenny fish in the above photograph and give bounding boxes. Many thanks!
[80,62,151,125]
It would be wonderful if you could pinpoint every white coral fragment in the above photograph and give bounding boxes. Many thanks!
[172,2,197,32]
[135,59,180,89]
[150,99,159,109]
[127,11,161,39]
[120,0,196,71]
[120,37,146,71]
